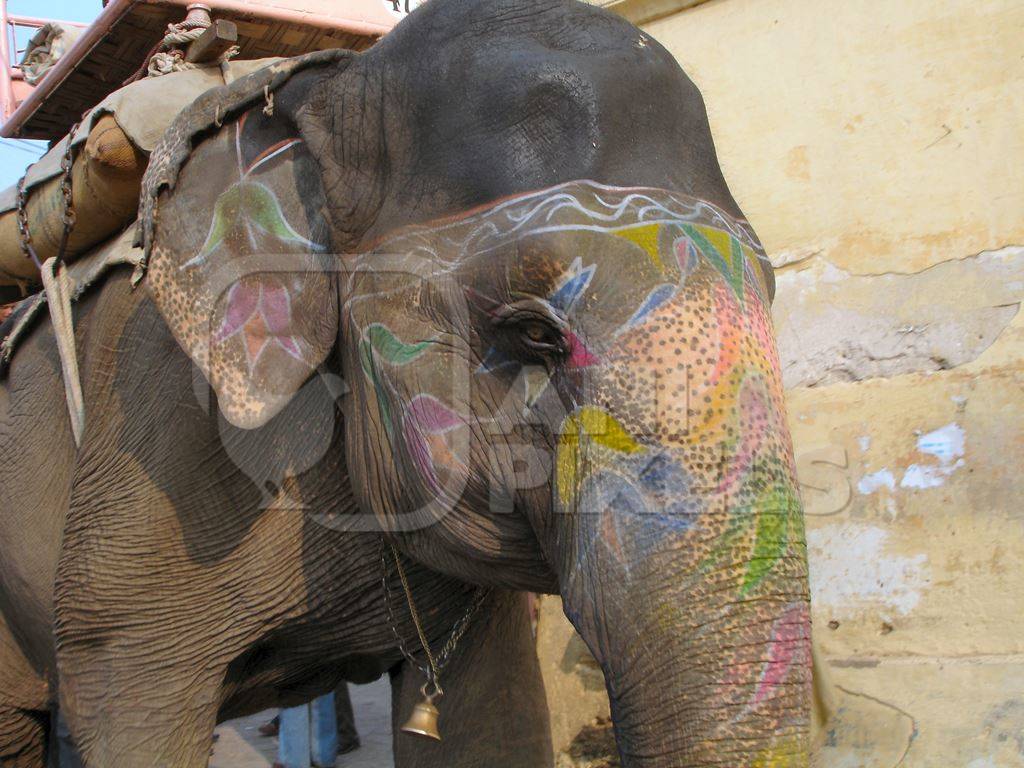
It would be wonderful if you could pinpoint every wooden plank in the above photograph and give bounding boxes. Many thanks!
[185,19,239,63]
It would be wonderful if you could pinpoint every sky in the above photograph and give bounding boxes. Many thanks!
[0,0,102,189]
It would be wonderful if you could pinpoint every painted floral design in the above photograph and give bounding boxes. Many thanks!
[402,394,468,494]
[183,180,322,270]
[556,406,643,505]
[359,323,434,438]
[177,113,328,376]
[212,279,304,368]
[747,603,810,712]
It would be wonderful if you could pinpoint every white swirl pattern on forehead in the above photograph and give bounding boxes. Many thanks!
[358,180,763,266]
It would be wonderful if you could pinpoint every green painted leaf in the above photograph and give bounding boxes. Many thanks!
[189,181,321,268]
[358,337,394,437]
[729,235,746,303]
[359,339,375,378]
[364,324,432,366]
[740,484,800,596]
[682,223,746,303]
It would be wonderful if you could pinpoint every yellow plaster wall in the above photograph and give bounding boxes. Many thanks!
[646,0,1024,275]
[545,0,1024,764]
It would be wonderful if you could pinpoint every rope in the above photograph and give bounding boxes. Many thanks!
[145,18,238,78]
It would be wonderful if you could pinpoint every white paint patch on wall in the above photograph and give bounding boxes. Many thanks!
[901,464,953,490]
[858,468,895,494]
[900,422,966,489]
[917,422,965,463]
[807,523,929,616]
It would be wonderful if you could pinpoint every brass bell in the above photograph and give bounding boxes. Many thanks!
[402,691,442,742]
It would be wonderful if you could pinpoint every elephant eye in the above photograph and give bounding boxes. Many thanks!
[489,298,569,363]
[519,320,563,351]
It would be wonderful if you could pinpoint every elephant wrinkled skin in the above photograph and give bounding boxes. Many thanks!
[0,1,811,766]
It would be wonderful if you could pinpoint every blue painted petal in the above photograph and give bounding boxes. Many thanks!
[549,259,596,313]
[622,283,676,331]
[639,453,694,497]
[476,345,519,374]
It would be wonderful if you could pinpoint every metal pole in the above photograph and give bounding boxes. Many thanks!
[7,16,88,29]
[0,0,17,127]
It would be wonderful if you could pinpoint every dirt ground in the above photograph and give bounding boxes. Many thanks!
[209,677,393,768]
[207,676,616,768]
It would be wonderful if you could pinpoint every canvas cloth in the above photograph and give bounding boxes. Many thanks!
[20,23,84,85]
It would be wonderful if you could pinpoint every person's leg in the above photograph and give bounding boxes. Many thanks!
[310,695,339,768]
[334,684,361,753]
[276,705,311,768]
[53,710,83,768]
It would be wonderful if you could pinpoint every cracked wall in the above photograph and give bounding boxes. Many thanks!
[544,0,1024,765]
[773,246,1023,388]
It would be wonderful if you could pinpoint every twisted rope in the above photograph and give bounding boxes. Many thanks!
[146,19,238,78]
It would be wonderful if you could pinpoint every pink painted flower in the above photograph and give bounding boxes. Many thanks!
[402,394,467,494]
[213,279,304,370]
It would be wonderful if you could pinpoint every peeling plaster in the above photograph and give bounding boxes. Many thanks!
[901,423,966,489]
[773,246,1024,388]
[917,422,965,463]
[856,423,967,492]
[807,523,929,616]
[858,469,895,495]
[901,463,958,489]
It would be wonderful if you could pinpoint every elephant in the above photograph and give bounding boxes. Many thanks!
[0,0,812,766]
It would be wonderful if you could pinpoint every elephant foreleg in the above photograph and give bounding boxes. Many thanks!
[0,615,49,768]
[390,590,553,768]
[0,707,47,768]
[55,654,223,768]
[52,507,227,768]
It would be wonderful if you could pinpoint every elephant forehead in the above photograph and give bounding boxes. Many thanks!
[361,180,763,269]
[356,180,772,336]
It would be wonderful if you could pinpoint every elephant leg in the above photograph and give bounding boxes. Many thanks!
[0,615,49,768]
[54,557,223,767]
[390,591,552,768]
[0,689,47,768]
[0,706,46,768]
[55,653,222,768]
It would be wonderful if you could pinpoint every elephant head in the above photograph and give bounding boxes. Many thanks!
[141,0,811,764]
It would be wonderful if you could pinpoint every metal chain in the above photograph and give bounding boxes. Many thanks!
[379,538,491,697]
[15,121,80,274]
[56,121,81,265]
[435,584,490,669]
[15,174,40,270]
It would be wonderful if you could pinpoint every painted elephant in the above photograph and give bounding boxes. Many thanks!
[0,0,811,766]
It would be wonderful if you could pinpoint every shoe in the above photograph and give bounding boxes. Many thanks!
[338,737,361,754]
[258,720,280,738]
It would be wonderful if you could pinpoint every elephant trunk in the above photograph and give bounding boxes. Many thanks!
[547,269,813,764]
[556,499,811,767]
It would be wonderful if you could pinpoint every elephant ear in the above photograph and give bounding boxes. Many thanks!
[140,55,349,429]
